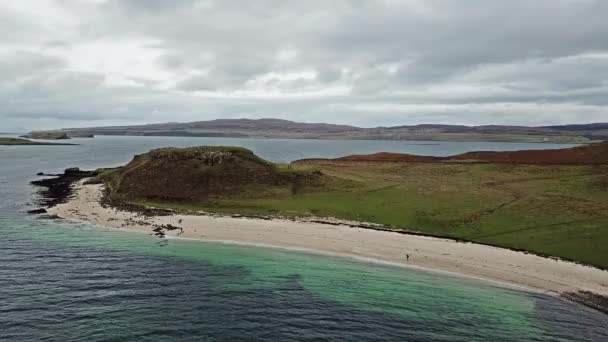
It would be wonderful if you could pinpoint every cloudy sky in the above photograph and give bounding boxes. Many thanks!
[1,0,608,131]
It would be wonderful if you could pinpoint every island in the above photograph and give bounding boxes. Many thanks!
[0,137,77,145]
[21,131,71,140]
[20,130,94,140]
[32,143,608,314]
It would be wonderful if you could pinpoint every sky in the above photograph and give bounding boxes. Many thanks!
[1,0,608,131]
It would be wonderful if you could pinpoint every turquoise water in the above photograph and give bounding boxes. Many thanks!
[1,136,606,341]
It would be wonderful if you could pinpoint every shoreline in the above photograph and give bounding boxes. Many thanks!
[60,211,547,295]
[168,235,548,295]
[46,180,608,305]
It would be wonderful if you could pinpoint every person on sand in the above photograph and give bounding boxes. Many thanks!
[406,254,410,262]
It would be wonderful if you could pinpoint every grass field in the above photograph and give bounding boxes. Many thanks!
[121,160,608,269]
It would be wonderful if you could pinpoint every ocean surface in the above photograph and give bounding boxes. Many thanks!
[1,135,607,341]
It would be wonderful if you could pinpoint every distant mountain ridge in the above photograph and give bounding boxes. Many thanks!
[30,118,608,143]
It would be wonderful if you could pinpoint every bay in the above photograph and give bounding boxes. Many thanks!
[1,136,605,341]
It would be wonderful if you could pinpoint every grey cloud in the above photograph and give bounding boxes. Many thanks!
[0,0,607,130]
[0,52,66,82]
[168,52,273,91]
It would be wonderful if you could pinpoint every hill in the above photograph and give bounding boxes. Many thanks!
[100,146,325,202]
[59,118,362,140]
[31,118,608,143]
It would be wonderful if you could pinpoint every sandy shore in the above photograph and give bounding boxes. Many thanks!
[48,180,608,297]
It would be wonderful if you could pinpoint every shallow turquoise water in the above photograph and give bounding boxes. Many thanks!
[1,136,606,341]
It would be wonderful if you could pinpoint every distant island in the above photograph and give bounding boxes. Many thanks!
[34,142,608,314]
[26,118,607,143]
[20,131,94,140]
[0,137,77,145]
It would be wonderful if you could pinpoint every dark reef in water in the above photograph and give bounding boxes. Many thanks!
[152,224,184,238]
[30,167,97,209]
[27,208,47,214]
[563,291,608,315]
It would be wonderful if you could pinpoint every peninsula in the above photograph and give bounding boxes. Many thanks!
[26,118,608,143]
[34,143,608,313]
[0,137,77,146]
[20,131,94,140]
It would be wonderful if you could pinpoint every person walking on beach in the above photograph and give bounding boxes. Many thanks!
[406,254,410,262]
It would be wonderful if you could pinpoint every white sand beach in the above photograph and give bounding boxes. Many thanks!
[49,180,608,297]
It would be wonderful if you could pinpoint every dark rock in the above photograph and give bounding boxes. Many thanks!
[65,167,81,175]
[27,208,47,214]
[151,224,184,239]
[563,291,608,315]
[64,167,97,177]
[36,172,44,176]
[30,167,98,208]
[38,214,61,220]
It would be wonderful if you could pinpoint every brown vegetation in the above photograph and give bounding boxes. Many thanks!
[317,142,608,165]
[100,146,323,201]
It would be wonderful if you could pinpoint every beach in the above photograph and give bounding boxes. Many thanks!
[49,180,608,297]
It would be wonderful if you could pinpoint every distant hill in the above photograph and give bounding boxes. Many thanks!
[31,118,608,143]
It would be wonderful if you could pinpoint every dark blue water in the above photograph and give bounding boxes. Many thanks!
[1,136,606,341]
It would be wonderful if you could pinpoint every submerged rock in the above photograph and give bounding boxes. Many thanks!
[563,291,608,315]
[27,208,47,214]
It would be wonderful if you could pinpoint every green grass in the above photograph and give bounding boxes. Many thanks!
[116,161,608,269]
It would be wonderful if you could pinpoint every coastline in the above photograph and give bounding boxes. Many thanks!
[47,180,608,303]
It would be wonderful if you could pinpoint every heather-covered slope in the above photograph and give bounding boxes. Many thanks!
[450,142,608,164]
[100,146,323,201]
[330,142,608,164]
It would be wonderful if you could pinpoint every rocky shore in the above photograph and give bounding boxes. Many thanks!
[30,168,98,208]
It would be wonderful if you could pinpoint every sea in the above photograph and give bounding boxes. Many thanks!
[1,135,606,341]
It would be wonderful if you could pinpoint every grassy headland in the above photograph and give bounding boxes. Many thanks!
[97,144,608,268]
[0,137,76,145]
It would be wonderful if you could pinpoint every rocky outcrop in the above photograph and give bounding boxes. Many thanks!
[30,167,98,208]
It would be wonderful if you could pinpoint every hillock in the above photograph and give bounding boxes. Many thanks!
[100,146,323,201]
